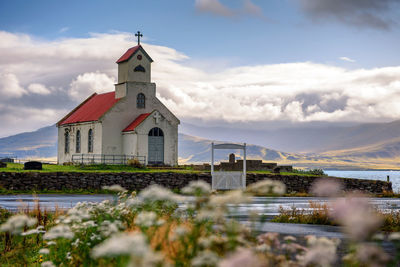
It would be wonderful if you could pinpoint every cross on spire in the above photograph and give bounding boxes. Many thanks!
[135,31,143,45]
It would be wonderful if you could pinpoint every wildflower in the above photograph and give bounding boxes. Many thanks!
[258,232,280,248]
[283,235,297,242]
[102,184,127,192]
[72,238,81,247]
[388,232,400,241]
[219,248,262,267]
[135,211,159,227]
[66,252,72,260]
[41,261,55,267]
[196,207,225,222]
[170,226,188,241]
[191,250,219,267]
[182,180,212,196]
[209,190,251,206]
[21,226,46,236]
[311,179,343,197]
[99,220,124,237]
[198,237,212,249]
[43,224,74,240]
[355,243,390,267]
[46,241,56,246]
[246,179,286,196]
[255,243,270,253]
[91,232,150,258]
[330,194,382,241]
[138,184,183,203]
[298,236,339,267]
[0,214,37,234]
[39,248,50,255]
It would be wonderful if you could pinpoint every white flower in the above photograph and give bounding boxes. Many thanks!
[191,250,219,267]
[41,261,55,267]
[209,190,251,206]
[39,248,50,255]
[99,220,124,237]
[46,241,56,246]
[0,214,37,234]
[138,184,183,203]
[43,224,74,240]
[21,226,46,236]
[219,248,262,267]
[182,180,211,196]
[72,238,81,247]
[388,232,400,241]
[135,211,161,228]
[298,236,339,267]
[91,232,150,258]
[246,179,286,195]
[102,184,127,192]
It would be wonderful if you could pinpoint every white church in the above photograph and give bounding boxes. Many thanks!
[57,33,180,165]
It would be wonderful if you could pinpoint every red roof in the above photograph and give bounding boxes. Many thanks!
[59,92,120,126]
[122,113,151,132]
[116,45,141,63]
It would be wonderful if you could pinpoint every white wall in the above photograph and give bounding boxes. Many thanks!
[57,122,102,164]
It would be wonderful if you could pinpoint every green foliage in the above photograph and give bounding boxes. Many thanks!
[291,168,326,176]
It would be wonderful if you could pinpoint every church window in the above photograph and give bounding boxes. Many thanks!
[76,130,81,153]
[64,130,70,154]
[148,127,164,137]
[88,129,93,153]
[134,65,146,72]
[137,93,145,108]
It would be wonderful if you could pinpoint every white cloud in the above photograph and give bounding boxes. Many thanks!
[69,72,115,101]
[0,30,400,137]
[0,73,26,99]
[339,56,356,62]
[28,83,51,95]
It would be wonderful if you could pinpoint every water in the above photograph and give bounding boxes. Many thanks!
[325,170,400,192]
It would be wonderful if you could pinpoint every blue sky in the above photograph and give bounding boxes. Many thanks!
[1,0,399,68]
[1,0,400,137]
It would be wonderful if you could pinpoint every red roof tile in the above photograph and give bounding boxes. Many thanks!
[116,45,141,63]
[59,92,120,126]
[122,113,151,132]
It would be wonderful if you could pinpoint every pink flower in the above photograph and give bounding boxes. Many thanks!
[219,248,262,267]
[311,179,343,197]
[330,194,382,241]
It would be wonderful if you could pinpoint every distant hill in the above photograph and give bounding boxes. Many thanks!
[180,120,400,153]
[1,123,400,170]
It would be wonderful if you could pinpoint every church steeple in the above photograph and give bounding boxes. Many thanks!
[116,32,153,84]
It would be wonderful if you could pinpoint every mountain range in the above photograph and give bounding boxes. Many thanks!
[1,120,400,170]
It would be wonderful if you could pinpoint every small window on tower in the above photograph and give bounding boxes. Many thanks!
[134,65,146,72]
[137,93,145,108]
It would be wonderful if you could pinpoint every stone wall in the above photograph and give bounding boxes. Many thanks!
[0,172,392,194]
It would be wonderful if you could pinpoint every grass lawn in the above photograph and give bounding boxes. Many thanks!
[0,163,201,173]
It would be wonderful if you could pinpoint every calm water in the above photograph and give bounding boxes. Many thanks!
[325,170,400,192]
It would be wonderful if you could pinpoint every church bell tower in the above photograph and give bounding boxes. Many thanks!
[114,31,154,98]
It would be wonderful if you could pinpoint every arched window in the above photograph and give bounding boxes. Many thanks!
[137,93,145,108]
[76,130,81,153]
[64,130,70,154]
[88,129,93,153]
[148,127,164,137]
[134,65,146,72]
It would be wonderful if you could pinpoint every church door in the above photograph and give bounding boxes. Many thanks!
[148,127,164,165]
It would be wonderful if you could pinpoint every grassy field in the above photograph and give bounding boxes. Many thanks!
[0,163,201,173]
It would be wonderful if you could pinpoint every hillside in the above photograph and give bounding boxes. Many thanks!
[1,124,400,170]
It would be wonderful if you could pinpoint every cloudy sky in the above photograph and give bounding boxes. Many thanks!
[0,0,400,137]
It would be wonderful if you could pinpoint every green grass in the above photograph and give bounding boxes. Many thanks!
[0,163,201,173]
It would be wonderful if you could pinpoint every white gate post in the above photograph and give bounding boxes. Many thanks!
[243,143,246,189]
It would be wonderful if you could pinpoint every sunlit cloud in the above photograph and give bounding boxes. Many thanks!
[0,30,400,137]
